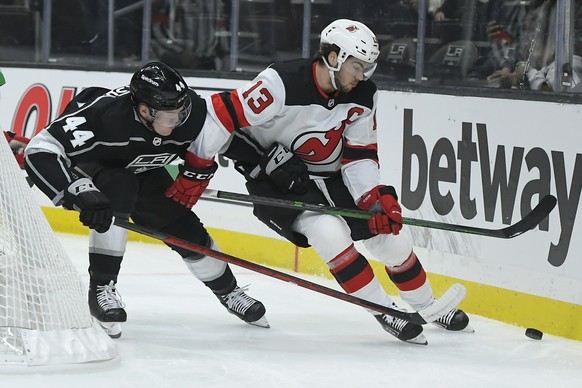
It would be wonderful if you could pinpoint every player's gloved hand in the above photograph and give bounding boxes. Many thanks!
[165,152,218,209]
[63,178,113,233]
[254,143,309,194]
[357,185,403,235]
[4,131,30,168]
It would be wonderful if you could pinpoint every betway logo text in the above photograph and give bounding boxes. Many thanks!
[401,109,581,267]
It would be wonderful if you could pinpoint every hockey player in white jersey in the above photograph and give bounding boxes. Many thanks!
[24,62,269,338]
[177,19,472,345]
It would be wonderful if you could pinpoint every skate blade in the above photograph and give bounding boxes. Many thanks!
[404,333,428,346]
[97,320,123,338]
[432,322,475,333]
[457,323,475,333]
[247,316,270,328]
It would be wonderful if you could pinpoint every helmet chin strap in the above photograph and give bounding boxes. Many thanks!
[134,105,156,132]
[322,57,342,91]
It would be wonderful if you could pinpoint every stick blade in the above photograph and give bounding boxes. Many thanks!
[501,194,557,238]
[418,283,467,323]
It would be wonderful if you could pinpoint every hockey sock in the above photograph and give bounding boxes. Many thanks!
[385,252,433,309]
[182,238,237,295]
[89,253,123,284]
[328,244,393,310]
[201,265,237,295]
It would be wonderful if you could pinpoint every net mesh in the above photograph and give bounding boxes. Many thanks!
[0,134,116,365]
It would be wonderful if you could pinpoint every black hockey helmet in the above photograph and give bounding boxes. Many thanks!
[130,61,190,111]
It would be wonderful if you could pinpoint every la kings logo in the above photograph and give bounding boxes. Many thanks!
[126,153,177,173]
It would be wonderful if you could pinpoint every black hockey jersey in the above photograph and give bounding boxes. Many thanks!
[25,85,208,206]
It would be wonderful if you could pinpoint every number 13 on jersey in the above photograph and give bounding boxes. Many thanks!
[242,81,274,114]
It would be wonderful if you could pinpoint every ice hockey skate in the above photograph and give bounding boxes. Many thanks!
[217,285,269,328]
[433,307,474,332]
[374,303,427,345]
[89,279,127,339]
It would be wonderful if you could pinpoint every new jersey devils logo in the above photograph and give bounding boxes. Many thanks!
[291,107,364,166]
[346,25,359,32]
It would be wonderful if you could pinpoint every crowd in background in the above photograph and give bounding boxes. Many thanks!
[0,0,580,92]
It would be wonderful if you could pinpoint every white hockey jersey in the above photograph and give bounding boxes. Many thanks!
[197,59,382,202]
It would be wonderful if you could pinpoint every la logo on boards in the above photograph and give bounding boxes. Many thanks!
[401,108,581,267]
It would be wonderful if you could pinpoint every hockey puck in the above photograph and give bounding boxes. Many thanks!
[525,328,543,340]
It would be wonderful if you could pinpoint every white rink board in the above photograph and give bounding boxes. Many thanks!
[375,92,582,305]
[0,67,580,306]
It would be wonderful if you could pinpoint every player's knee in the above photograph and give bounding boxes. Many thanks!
[182,236,217,262]
[162,211,210,258]
[182,237,227,281]
[363,232,413,267]
[297,213,353,262]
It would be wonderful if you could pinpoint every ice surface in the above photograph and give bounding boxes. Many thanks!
[2,234,581,388]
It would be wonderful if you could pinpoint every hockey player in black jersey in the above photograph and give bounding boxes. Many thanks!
[185,19,472,345]
[24,62,269,338]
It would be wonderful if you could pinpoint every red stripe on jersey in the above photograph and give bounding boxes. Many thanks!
[230,90,251,128]
[344,143,378,152]
[211,94,236,133]
[341,143,379,165]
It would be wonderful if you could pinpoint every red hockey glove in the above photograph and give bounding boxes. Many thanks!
[4,131,30,168]
[357,185,403,235]
[165,152,218,209]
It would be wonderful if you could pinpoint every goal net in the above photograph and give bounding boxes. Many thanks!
[0,134,117,366]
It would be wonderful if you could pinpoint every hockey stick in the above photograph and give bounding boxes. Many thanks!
[113,217,466,325]
[202,190,557,239]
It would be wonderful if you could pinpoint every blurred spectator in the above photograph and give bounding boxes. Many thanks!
[428,0,444,16]
[151,0,228,70]
[524,55,582,91]
[90,0,143,61]
[478,0,529,74]
[0,0,35,52]
[518,1,582,91]
[49,0,98,54]
[470,0,556,88]
[432,0,490,43]
[484,0,555,88]
[382,0,423,39]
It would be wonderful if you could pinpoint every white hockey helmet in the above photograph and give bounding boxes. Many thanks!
[320,19,379,84]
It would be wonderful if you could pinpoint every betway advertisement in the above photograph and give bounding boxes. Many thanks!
[0,67,580,306]
[377,92,581,305]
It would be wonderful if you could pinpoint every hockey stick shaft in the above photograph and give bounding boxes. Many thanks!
[113,217,428,325]
[202,190,557,239]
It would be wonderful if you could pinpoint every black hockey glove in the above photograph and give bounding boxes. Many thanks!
[253,143,309,194]
[63,178,113,233]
